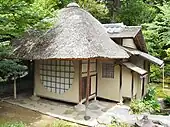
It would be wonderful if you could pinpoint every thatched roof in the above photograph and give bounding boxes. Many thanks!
[12,3,129,60]
[103,23,147,52]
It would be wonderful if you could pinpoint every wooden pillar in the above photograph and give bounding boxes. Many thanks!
[95,59,98,100]
[119,64,123,103]
[86,59,90,105]
[79,60,82,102]
[140,76,143,99]
[84,59,91,120]
[142,78,145,97]
[131,71,134,100]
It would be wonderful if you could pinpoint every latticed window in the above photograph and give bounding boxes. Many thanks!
[102,63,114,78]
[40,60,74,94]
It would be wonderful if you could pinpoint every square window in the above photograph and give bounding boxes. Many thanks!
[56,66,60,71]
[65,78,69,84]
[61,66,65,71]
[60,84,65,89]
[43,76,46,80]
[52,66,55,71]
[52,77,55,82]
[61,78,64,83]
[52,82,55,87]
[56,83,60,88]
[65,73,69,77]
[61,72,64,77]
[47,76,51,81]
[65,84,69,89]
[102,63,114,78]
[56,77,60,82]
[52,71,55,76]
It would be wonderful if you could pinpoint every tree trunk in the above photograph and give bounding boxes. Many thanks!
[14,75,16,99]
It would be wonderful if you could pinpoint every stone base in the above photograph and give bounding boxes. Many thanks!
[30,95,40,101]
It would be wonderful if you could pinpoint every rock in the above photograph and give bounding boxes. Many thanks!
[74,104,85,112]
[30,95,40,101]
[153,120,169,127]
[135,115,155,127]
[88,103,100,110]
[158,98,166,109]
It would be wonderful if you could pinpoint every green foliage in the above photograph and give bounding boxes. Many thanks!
[49,120,78,127]
[0,42,27,80]
[143,2,170,81]
[0,0,57,43]
[130,100,146,114]
[0,122,25,127]
[163,96,170,107]
[115,0,156,25]
[130,86,160,114]
[76,0,110,23]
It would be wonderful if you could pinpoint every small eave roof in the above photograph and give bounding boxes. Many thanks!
[122,46,164,67]
[122,62,147,75]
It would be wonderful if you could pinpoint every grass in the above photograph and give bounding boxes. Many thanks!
[0,120,79,127]
[0,122,25,127]
[46,120,78,127]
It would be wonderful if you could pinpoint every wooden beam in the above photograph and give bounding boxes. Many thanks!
[79,60,82,102]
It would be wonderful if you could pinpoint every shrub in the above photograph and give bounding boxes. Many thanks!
[130,100,146,114]
[163,96,170,107]
[0,122,25,127]
[130,86,160,114]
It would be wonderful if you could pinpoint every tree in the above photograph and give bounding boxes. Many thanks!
[143,2,170,81]
[0,0,57,98]
[115,0,156,25]
[76,0,110,23]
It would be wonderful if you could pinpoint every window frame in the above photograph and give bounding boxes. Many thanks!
[102,62,114,78]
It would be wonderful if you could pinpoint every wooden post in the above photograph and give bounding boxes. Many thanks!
[86,59,90,105]
[119,64,123,104]
[84,59,91,120]
[79,60,82,102]
[14,75,16,99]
[131,71,134,100]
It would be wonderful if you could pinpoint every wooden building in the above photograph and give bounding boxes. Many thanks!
[12,3,163,104]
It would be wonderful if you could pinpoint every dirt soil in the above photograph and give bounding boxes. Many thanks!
[0,101,57,127]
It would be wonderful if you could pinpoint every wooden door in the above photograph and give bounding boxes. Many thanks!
[82,77,91,99]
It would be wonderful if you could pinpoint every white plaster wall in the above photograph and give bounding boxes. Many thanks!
[97,60,120,102]
[34,60,79,103]
[122,66,132,98]
[91,76,96,94]
[123,39,137,49]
